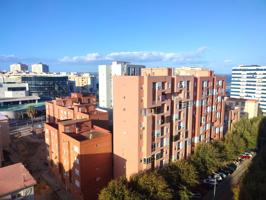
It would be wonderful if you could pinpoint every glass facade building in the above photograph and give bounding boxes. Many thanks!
[21,75,69,100]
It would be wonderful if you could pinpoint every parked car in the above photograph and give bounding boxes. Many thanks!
[190,192,202,199]
[240,155,252,159]
[217,171,227,179]
[226,164,237,173]
[208,173,223,182]
[203,178,218,185]
[219,168,231,176]
[243,152,253,157]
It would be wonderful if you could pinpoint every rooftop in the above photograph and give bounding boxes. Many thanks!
[67,130,106,141]
[0,96,40,103]
[0,163,36,197]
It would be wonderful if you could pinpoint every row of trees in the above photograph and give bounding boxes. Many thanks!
[99,116,265,200]
[238,117,266,200]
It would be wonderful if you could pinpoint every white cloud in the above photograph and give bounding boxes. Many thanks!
[224,59,232,63]
[58,47,208,64]
[0,54,19,62]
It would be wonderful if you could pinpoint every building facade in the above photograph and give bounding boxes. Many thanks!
[44,93,112,200]
[113,67,226,178]
[10,63,28,72]
[98,61,145,108]
[68,73,97,93]
[0,163,36,199]
[224,104,240,133]
[0,114,10,167]
[31,63,49,73]
[224,97,258,119]
[231,65,266,115]
[21,75,69,100]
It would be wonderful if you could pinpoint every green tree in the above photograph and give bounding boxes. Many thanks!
[130,172,173,200]
[159,160,198,190]
[26,106,37,127]
[178,186,192,200]
[99,177,142,200]
[189,143,220,177]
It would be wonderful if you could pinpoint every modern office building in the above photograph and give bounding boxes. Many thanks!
[113,67,226,178]
[31,63,49,73]
[68,73,97,93]
[231,65,266,115]
[0,163,36,199]
[224,97,258,119]
[0,114,10,167]
[21,75,69,100]
[44,93,112,200]
[0,82,41,119]
[98,61,145,108]
[10,63,28,72]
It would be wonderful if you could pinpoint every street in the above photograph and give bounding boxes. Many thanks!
[203,159,252,200]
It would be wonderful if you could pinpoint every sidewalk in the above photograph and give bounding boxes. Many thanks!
[42,170,74,200]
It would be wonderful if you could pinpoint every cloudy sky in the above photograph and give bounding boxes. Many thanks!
[1,0,266,73]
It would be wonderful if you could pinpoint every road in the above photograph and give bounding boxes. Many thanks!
[203,159,252,200]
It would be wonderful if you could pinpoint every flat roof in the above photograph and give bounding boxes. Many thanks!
[0,113,8,121]
[68,130,106,141]
[0,102,45,111]
[59,118,89,126]
[0,163,36,197]
[0,96,40,103]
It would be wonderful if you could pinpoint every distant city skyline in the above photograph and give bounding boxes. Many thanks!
[1,0,266,73]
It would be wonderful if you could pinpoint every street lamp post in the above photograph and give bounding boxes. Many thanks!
[213,178,216,200]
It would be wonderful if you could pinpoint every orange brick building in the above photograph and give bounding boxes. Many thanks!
[44,93,112,200]
[113,68,226,178]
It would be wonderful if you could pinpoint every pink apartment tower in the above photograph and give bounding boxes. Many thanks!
[113,68,226,179]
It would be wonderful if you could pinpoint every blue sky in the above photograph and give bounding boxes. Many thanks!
[0,0,266,73]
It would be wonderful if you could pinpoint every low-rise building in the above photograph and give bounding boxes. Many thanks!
[68,73,97,93]
[0,163,36,199]
[0,82,40,119]
[0,72,69,100]
[224,105,241,133]
[224,97,258,119]
[44,93,112,200]
[0,114,10,167]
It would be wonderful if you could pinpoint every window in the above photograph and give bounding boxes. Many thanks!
[73,145,79,153]
[75,180,80,188]
[75,168,79,176]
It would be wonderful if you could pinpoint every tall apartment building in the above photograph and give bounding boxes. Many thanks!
[44,93,112,200]
[98,61,145,108]
[113,67,225,178]
[10,63,28,72]
[231,65,266,115]
[31,63,49,73]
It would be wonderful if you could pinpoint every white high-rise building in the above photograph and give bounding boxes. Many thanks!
[31,63,49,73]
[98,61,145,108]
[230,65,266,115]
[10,63,28,72]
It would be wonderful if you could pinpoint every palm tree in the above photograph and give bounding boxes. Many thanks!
[26,106,37,128]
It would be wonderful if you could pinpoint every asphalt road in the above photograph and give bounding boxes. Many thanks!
[203,158,252,200]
